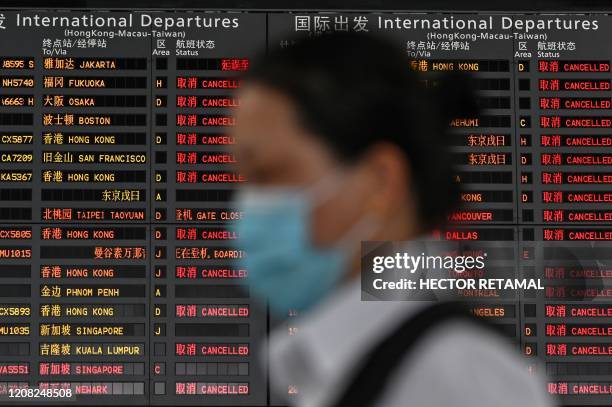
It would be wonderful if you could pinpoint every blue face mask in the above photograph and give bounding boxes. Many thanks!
[232,181,371,316]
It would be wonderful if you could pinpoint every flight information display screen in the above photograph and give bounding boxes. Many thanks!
[0,8,609,406]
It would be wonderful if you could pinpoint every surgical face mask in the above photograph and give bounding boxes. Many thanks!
[232,176,375,316]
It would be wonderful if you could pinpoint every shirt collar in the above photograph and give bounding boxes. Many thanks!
[267,278,429,407]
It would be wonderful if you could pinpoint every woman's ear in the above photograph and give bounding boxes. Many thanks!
[359,142,413,217]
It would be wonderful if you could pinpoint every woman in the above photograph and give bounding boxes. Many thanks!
[229,32,553,407]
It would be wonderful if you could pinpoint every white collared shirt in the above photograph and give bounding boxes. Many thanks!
[266,279,555,407]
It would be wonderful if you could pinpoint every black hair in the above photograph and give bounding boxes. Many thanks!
[245,32,478,230]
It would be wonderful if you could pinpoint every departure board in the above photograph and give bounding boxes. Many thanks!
[0,9,610,406]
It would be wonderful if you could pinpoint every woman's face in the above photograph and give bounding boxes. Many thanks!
[230,83,381,247]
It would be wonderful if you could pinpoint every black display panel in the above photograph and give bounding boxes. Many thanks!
[0,9,609,406]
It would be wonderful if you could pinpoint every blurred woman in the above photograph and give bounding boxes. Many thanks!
[230,32,554,407]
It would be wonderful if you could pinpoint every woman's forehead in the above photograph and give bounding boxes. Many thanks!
[233,86,330,158]
[231,84,338,182]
